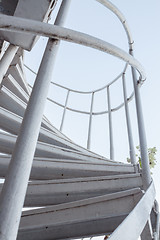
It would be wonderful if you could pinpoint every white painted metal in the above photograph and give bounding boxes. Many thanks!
[109,182,155,240]
[0,85,27,117]
[18,188,143,240]
[96,0,133,49]
[0,131,130,164]
[0,1,71,240]
[0,15,146,81]
[60,90,70,131]
[141,220,153,240]
[107,86,114,160]
[153,200,160,240]
[47,84,135,115]
[122,73,136,164]
[3,74,29,103]
[0,0,158,239]
[19,174,142,206]
[0,155,136,180]
[26,64,135,118]
[9,63,30,94]
[0,86,72,140]
[0,44,18,84]
[87,92,94,150]
[131,59,151,189]
[0,0,57,50]
[0,106,106,158]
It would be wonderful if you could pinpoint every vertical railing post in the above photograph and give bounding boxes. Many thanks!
[122,73,136,164]
[0,44,19,85]
[60,89,70,131]
[0,1,71,240]
[130,51,151,189]
[107,86,114,160]
[87,92,94,150]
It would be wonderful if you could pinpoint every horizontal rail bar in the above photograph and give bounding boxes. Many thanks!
[0,15,146,81]
[25,63,128,94]
[46,91,134,115]
[25,65,126,93]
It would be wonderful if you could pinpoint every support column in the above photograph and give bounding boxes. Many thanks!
[0,1,71,240]
[87,92,94,150]
[107,86,114,160]
[130,50,151,189]
[122,73,136,164]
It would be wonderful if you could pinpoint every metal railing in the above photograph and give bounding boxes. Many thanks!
[0,0,158,239]
[13,0,151,188]
[26,64,139,164]
[47,65,134,160]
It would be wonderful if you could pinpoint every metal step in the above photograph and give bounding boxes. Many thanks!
[0,86,74,140]
[18,188,143,239]
[8,174,143,207]
[9,63,30,94]
[0,132,132,164]
[0,106,105,158]
[0,86,26,117]
[2,74,29,103]
[0,155,136,180]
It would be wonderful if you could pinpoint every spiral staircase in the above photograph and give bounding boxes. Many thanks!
[0,0,159,240]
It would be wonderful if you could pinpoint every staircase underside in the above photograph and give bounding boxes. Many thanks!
[0,3,158,238]
[0,50,146,239]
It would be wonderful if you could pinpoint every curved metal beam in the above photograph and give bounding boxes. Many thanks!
[96,0,133,49]
[0,15,146,81]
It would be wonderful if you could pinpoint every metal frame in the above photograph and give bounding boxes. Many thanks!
[0,0,158,239]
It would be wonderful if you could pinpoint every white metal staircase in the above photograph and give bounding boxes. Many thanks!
[0,1,159,240]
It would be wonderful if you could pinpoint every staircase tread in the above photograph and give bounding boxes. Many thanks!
[0,106,106,158]
[27,173,142,184]
[22,187,142,216]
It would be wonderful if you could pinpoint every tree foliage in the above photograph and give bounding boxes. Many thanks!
[127,146,157,174]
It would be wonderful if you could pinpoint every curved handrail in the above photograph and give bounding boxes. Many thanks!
[25,63,126,93]
[1,1,151,185]
[109,181,156,240]
[51,69,124,94]
[0,2,157,240]
[96,0,134,50]
[46,92,134,115]
[24,0,134,91]
[27,72,135,116]
[0,14,146,81]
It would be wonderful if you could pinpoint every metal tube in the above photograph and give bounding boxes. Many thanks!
[107,86,114,160]
[130,51,151,189]
[87,92,94,150]
[0,44,19,85]
[154,200,159,240]
[0,1,71,240]
[60,90,70,131]
[0,15,146,81]
[122,73,136,164]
